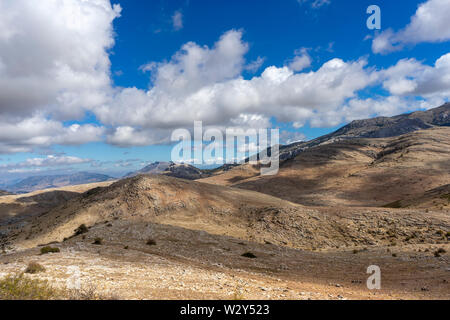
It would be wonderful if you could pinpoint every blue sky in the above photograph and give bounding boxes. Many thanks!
[0,0,449,181]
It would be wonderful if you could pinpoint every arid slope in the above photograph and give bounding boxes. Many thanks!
[1,175,448,254]
[200,127,450,207]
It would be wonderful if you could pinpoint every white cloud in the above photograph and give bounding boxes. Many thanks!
[288,48,312,72]
[372,0,450,54]
[0,0,448,153]
[0,116,104,154]
[0,155,92,172]
[106,126,170,147]
[172,10,183,31]
[381,53,450,98]
[0,0,121,118]
[0,0,119,153]
[280,131,306,144]
[245,57,266,73]
[297,0,330,9]
[97,30,377,144]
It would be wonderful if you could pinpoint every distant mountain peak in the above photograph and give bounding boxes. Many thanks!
[275,103,450,162]
[124,161,209,180]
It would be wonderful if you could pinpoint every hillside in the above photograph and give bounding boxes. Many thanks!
[273,103,450,162]
[0,190,12,196]
[5,172,114,194]
[0,181,115,226]
[124,161,209,180]
[200,127,450,207]
[384,184,450,209]
[0,174,448,300]
[1,174,448,254]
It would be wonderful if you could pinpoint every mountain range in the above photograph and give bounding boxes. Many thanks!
[0,190,12,196]
[1,104,449,195]
[262,102,450,162]
[4,172,114,194]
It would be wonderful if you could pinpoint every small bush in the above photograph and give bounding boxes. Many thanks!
[146,239,157,246]
[93,238,103,245]
[0,273,58,300]
[434,248,446,257]
[0,273,118,300]
[40,246,60,255]
[124,246,129,250]
[383,200,403,209]
[241,252,257,259]
[25,262,46,274]
[392,253,397,257]
[74,224,89,236]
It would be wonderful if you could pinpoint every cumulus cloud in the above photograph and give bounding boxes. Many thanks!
[0,155,92,173]
[1,0,449,153]
[280,131,306,144]
[288,48,312,72]
[245,57,266,73]
[381,53,450,98]
[372,0,450,54]
[0,0,121,118]
[106,126,172,147]
[0,116,104,154]
[0,0,119,153]
[97,30,377,145]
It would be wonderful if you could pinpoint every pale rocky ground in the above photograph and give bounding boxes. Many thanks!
[0,223,448,300]
[0,202,448,300]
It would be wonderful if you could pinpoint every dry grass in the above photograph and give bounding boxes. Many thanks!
[0,273,59,300]
[40,246,60,255]
[0,273,119,300]
[24,262,46,274]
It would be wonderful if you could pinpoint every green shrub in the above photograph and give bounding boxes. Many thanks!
[434,248,446,257]
[383,200,403,209]
[40,246,60,255]
[24,262,46,274]
[241,252,257,259]
[93,238,103,245]
[74,224,89,236]
[146,239,156,246]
